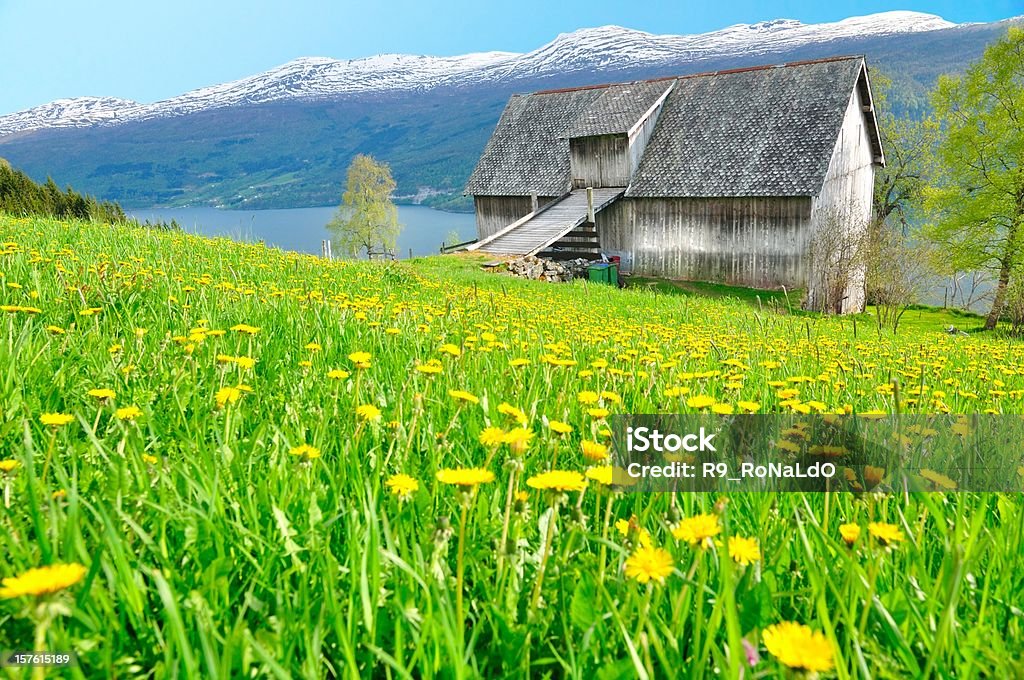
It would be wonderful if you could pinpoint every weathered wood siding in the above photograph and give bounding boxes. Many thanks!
[474,195,558,240]
[597,197,813,288]
[807,85,877,313]
[570,134,629,188]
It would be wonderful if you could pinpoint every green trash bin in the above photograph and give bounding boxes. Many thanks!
[587,262,618,285]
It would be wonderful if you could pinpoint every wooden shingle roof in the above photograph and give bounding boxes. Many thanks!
[463,88,604,197]
[464,56,882,199]
[565,80,675,139]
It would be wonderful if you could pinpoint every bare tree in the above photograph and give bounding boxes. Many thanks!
[804,203,868,314]
[943,270,993,312]
[864,219,937,333]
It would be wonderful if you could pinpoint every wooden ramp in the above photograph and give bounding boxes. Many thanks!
[468,188,623,256]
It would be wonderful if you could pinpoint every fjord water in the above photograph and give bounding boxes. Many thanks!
[129,205,477,257]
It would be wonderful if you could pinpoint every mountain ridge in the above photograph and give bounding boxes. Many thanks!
[0,11,1020,210]
[0,11,962,136]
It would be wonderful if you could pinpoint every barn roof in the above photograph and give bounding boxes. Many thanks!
[565,79,675,138]
[464,88,605,199]
[464,56,883,199]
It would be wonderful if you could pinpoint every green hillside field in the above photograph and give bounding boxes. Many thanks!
[1,214,1023,678]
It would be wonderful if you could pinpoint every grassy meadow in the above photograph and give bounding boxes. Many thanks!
[1,214,1023,678]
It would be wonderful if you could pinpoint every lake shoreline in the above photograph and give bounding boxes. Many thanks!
[129,205,477,257]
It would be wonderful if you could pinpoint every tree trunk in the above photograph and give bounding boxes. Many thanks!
[987,200,1024,330]
[985,261,1011,330]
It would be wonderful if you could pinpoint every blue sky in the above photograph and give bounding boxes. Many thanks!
[0,0,1018,115]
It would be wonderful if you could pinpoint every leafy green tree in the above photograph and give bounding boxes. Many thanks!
[925,27,1024,330]
[871,71,939,231]
[327,154,401,258]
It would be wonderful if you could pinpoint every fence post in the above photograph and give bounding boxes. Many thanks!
[587,187,595,223]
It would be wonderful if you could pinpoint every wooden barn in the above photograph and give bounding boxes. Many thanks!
[464,56,884,313]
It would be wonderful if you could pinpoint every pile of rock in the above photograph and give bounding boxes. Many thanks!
[503,255,594,282]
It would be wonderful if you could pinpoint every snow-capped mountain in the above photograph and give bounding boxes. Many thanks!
[0,11,958,137]
[0,97,142,135]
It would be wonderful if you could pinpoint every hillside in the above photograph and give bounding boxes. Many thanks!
[1,214,1024,676]
[0,13,1019,210]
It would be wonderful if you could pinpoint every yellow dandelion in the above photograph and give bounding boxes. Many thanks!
[864,465,885,488]
[479,427,507,447]
[686,394,717,409]
[215,387,242,407]
[615,518,652,547]
[577,391,600,404]
[867,521,905,546]
[623,545,675,585]
[448,389,479,404]
[348,351,371,369]
[585,465,613,486]
[436,467,495,487]
[763,622,834,673]
[290,444,322,459]
[0,563,87,599]
[547,420,573,435]
[356,404,382,422]
[920,469,957,490]
[776,439,802,453]
[40,413,74,428]
[385,473,419,500]
[497,402,528,424]
[672,513,721,548]
[415,361,443,375]
[0,460,20,474]
[87,388,116,401]
[230,323,260,335]
[581,440,609,462]
[115,406,142,421]
[728,536,761,566]
[526,470,588,492]
[503,427,535,453]
[839,522,861,545]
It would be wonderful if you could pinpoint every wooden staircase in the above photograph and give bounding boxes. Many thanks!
[539,224,601,260]
[467,188,623,256]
